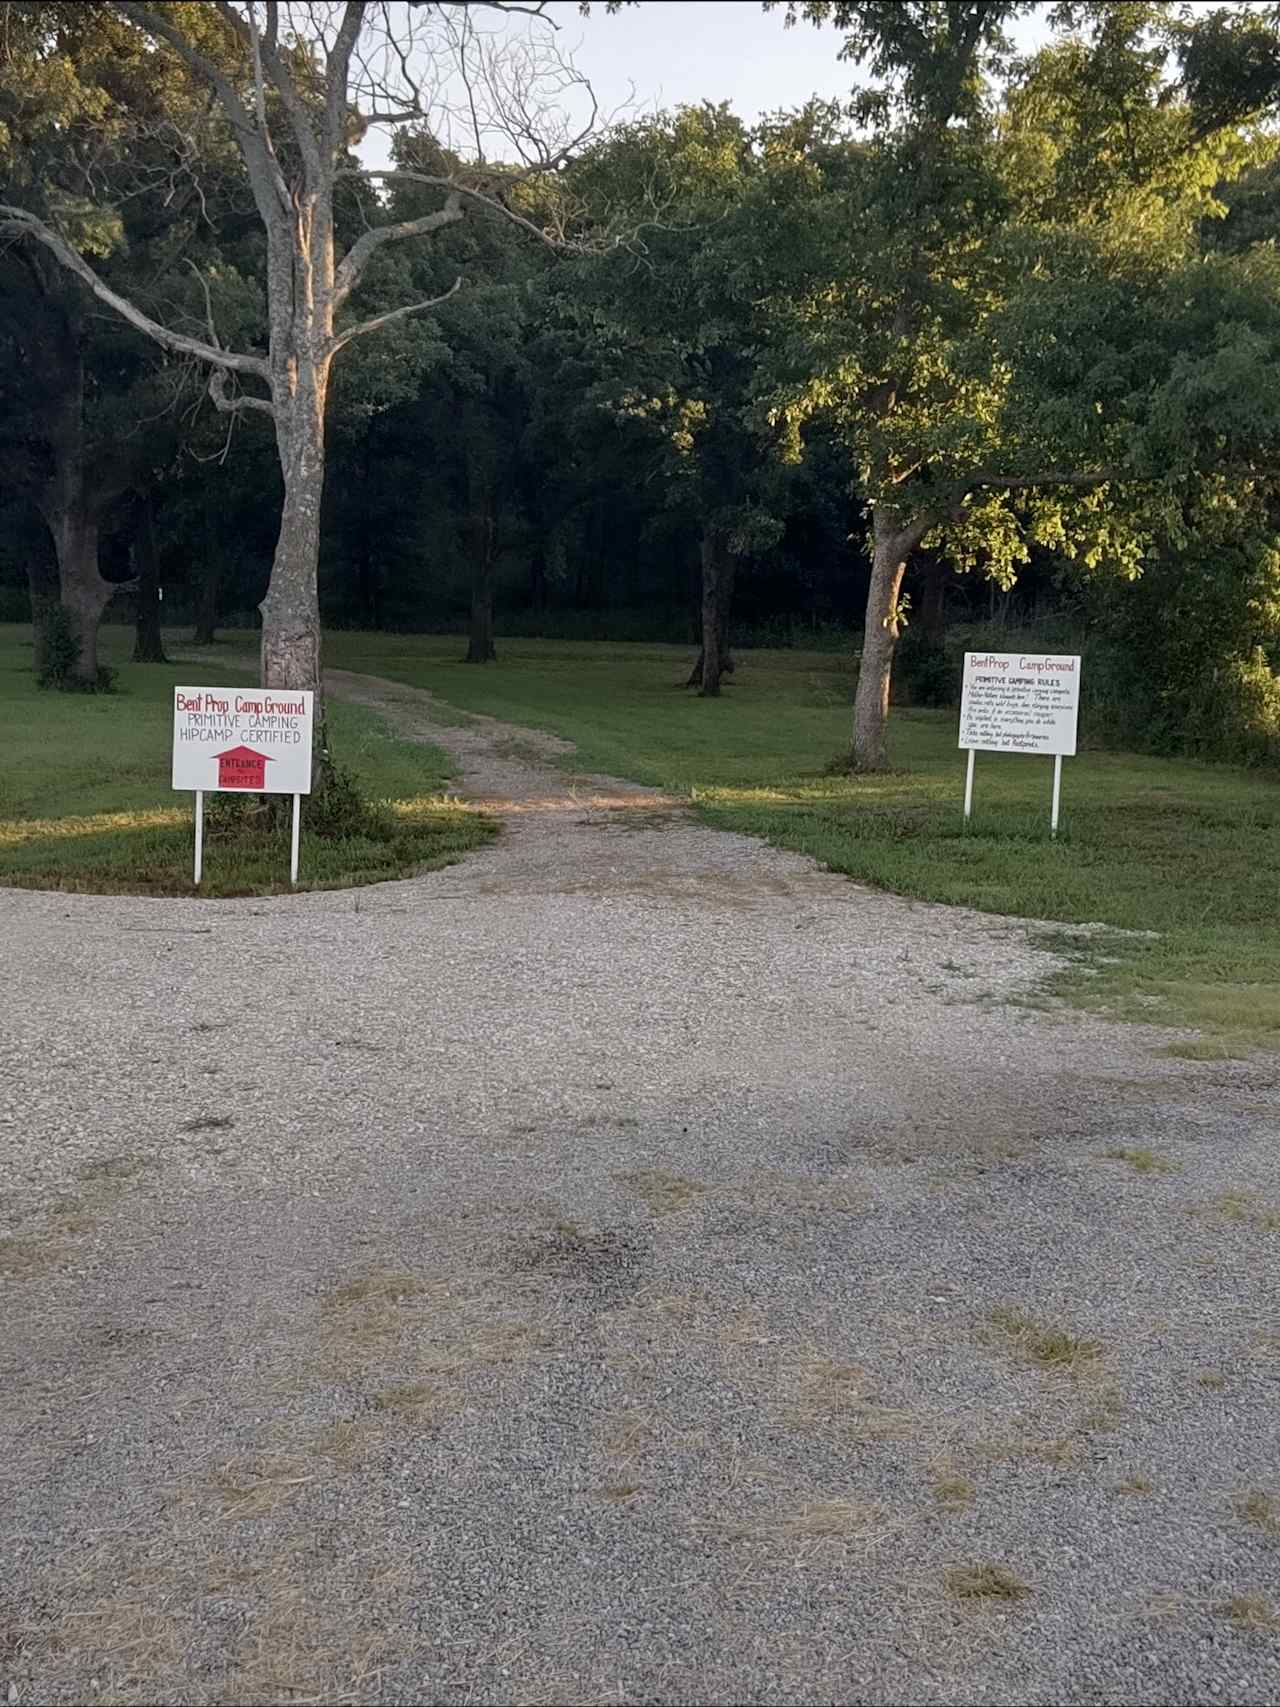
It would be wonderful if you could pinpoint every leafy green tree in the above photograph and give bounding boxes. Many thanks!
[765,0,1280,769]
[1,1,611,774]
[565,103,835,694]
[1080,479,1280,763]
[0,2,245,680]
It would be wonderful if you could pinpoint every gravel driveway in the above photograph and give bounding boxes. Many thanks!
[2,670,1277,1706]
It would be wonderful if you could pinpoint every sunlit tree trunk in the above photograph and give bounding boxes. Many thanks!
[851,507,926,771]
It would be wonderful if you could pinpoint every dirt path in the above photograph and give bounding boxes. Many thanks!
[1,671,1277,1706]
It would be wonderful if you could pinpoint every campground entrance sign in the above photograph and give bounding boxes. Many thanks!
[958,653,1080,836]
[172,687,314,886]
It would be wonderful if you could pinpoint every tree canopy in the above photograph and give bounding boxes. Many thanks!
[4,0,1280,772]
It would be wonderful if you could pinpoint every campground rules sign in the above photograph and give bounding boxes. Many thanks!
[957,652,1082,836]
[172,686,313,795]
[959,652,1080,756]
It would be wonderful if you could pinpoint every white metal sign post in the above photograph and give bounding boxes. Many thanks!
[958,653,1080,836]
[172,687,314,886]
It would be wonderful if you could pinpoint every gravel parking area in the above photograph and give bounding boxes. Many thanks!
[1,670,1277,1706]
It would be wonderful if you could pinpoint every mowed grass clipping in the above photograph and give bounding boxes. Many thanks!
[0,626,494,897]
[311,631,1280,1048]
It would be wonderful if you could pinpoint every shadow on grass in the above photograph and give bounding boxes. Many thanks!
[0,798,496,898]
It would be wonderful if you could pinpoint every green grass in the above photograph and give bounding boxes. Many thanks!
[9,623,1280,1049]
[309,632,1280,1049]
[0,626,493,897]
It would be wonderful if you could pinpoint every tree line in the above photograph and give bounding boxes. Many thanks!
[3,1,1280,778]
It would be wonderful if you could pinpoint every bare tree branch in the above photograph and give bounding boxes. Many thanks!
[325,0,368,156]
[228,0,327,187]
[209,365,277,417]
[238,0,293,210]
[452,6,488,162]
[185,255,222,348]
[0,205,270,379]
[116,2,254,140]
[427,1,556,20]
[332,191,464,308]
[342,168,583,252]
[116,1,291,220]
[331,274,463,353]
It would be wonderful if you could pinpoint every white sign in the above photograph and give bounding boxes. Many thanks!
[959,653,1080,756]
[172,686,313,795]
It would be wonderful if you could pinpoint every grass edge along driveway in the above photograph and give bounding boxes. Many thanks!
[319,631,1280,1054]
[0,626,494,898]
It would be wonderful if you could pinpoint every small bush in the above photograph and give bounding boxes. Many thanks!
[205,760,391,844]
[896,629,958,707]
[36,605,117,693]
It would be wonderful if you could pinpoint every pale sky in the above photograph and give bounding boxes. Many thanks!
[546,0,886,126]
[359,0,1056,170]
[356,0,1273,171]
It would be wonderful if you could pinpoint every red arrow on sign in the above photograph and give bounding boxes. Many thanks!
[214,744,273,790]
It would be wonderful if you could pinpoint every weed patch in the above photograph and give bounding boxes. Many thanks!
[373,1381,445,1420]
[931,1469,976,1511]
[946,1563,1031,1601]
[1220,1594,1279,1632]
[212,1453,316,1519]
[1101,1147,1180,1175]
[618,1170,706,1216]
[1235,1490,1280,1537]
[985,1306,1103,1373]
[780,1354,917,1442]
[702,1497,891,1549]
[1157,1039,1252,1061]
[1115,1474,1154,1495]
[1213,1193,1280,1233]
[0,1236,58,1279]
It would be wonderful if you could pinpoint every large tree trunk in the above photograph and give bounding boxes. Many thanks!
[36,343,114,683]
[465,562,497,662]
[851,508,917,772]
[261,398,327,692]
[917,552,948,646]
[193,560,220,646]
[463,506,497,664]
[131,493,167,663]
[529,545,547,613]
[687,528,737,694]
[49,499,111,682]
[26,550,58,676]
[259,353,332,794]
[356,427,380,628]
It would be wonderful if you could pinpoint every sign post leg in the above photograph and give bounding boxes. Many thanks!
[1051,753,1063,838]
[290,791,301,887]
[194,790,204,886]
[963,747,976,824]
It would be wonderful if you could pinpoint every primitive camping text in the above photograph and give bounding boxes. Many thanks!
[174,691,307,743]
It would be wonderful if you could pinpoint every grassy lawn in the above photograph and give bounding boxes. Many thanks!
[6,622,1277,1048]
[312,631,1280,1050]
[0,625,494,897]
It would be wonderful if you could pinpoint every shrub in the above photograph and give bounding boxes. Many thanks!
[895,628,959,706]
[1080,523,1280,767]
[35,605,117,693]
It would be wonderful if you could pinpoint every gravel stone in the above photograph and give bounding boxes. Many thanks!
[0,668,1276,1706]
